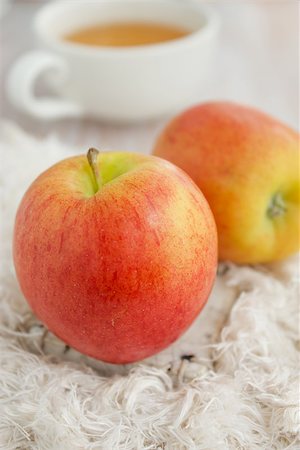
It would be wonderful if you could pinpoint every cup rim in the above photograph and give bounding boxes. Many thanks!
[33,0,220,56]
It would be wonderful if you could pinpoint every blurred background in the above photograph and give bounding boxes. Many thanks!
[0,0,298,152]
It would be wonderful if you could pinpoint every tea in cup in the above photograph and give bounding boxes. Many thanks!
[6,0,219,122]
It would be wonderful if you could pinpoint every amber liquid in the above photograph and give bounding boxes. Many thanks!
[64,22,190,47]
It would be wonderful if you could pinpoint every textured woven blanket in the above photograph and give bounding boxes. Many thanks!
[0,121,299,450]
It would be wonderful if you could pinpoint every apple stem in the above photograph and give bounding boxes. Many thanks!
[87,148,102,192]
[267,192,287,218]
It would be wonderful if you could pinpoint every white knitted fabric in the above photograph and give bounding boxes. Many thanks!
[0,121,299,450]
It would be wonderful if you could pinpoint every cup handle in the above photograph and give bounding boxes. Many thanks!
[6,50,84,120]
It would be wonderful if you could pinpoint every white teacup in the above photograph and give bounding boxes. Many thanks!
[6,0,219,122]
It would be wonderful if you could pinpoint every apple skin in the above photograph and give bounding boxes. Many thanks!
[153,102,299,264]
[13,152,217,364]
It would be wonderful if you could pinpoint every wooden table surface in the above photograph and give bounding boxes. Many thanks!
[1,0,298,154]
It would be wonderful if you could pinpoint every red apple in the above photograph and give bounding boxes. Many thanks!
[153,102,299,264]
[14,149,217,363]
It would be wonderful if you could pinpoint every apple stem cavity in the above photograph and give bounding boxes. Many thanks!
[87,148,102,193]
[267,192,287,219]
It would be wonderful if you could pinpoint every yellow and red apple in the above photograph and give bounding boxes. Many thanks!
[153,102,299,264]
[13,149,217,363]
